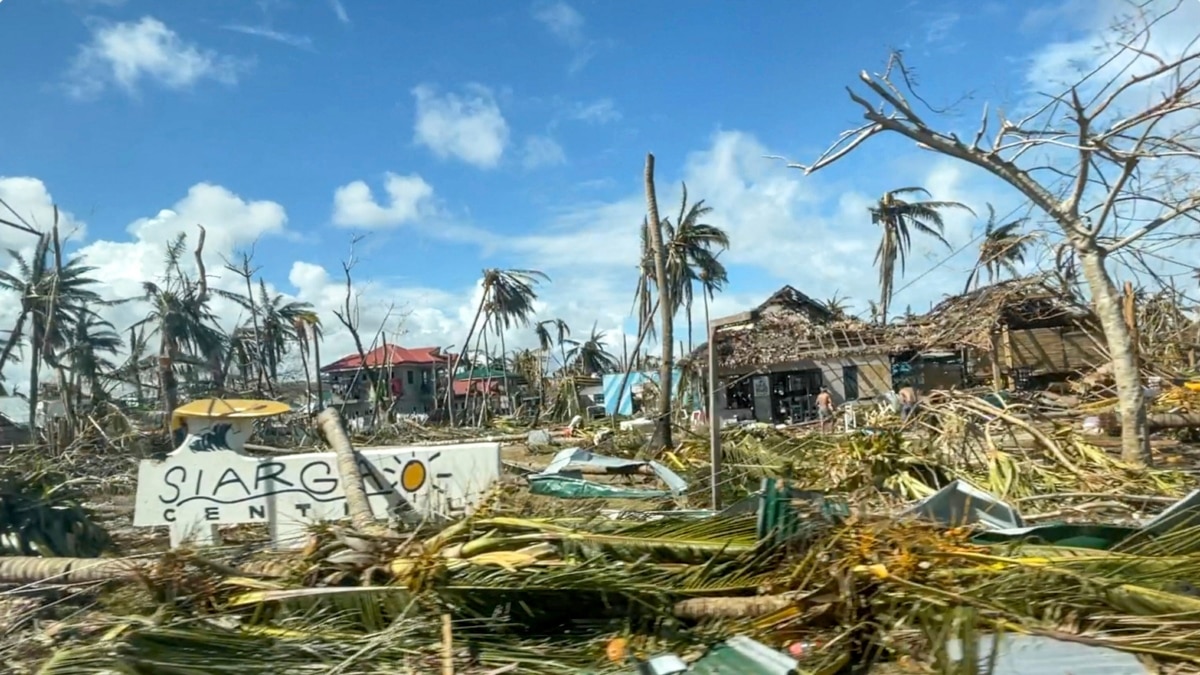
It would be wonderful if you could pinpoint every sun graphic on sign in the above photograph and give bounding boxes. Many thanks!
[400,459,427,492]
[383,452,442,493]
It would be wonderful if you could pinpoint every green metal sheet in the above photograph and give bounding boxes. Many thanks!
[687,637,800,675]
[527,475,672,499]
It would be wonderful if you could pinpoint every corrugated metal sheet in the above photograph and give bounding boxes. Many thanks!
[0,396,30,428]
[945,634,1150,675]
[687,636,799,674]
[628,636,799,675]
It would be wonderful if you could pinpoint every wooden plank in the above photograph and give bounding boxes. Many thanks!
[1002,325,1014,373]
[989,331,1003,390]
[1010,328,1066,375]
[814,329,828,352]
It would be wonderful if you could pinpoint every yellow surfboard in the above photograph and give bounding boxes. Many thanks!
[170,398,291,431]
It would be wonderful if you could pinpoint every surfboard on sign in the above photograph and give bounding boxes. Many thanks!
[134,398,502,549]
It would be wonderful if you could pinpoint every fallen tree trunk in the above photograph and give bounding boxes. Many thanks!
[1100,412,1200,433]
[0,556,286,585]
[0,557,150,585]
[317,407,383,535]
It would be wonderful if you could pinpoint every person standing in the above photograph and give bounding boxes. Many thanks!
[815,387,834,433]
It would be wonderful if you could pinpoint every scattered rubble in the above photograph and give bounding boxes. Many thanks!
[3,375,1200,673]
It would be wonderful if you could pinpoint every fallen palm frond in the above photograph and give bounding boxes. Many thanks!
[10,381,1200,672]
[17,486,1200,672]
[36,617,600,675]
[676,391,1195,517]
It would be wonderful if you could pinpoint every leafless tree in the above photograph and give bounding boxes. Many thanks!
[332,236,382,405]
[784,0,1200,465]
[222,248,265,391]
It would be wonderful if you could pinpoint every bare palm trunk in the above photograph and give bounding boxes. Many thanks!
[313,333,323,412]
[27,325,40,434]
[462,327,485,425]
[498,328,512,415]
[128,327,144,407]
[703,290,712,413]
[1079,251,1151,465]
[55,365,73,434]
[644,154,674,450]
[478,329,494,425]
[298,333,313,410]
[159,333,180,426]
[686,298,694,354]
[208,352,226,394]
[89,370,102,408]
[0,557,152,585]
[243,274,264,390]
[448,291,489,425]
[316,407,378,533]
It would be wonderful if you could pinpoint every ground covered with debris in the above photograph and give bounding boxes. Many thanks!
[4,387,1200,674]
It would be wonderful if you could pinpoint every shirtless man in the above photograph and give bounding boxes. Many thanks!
[898,385,920,421]
[815,387,834,432]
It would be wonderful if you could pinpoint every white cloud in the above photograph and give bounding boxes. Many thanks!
[533,1,584,45]
[0,177,88,250]
[328,0,350,24]
[498,130,1018,323]
[411,84,509,169]
[65,17,241,99]
[1024,0,1200,97]
[1018,0,1200,275]
[0,182,290,394]
[925,13,960,44]
[0,128,1014,399]
[570,98,621,124]
[222,25,313,50]
[531,1,599,74]
[332,173,436,229]
[521,136,567,169]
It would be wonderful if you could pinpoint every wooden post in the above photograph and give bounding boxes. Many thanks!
[989,331,1003,391]
[1001,325,1014,388]
[707,320,722,511]
[441,613,454,675]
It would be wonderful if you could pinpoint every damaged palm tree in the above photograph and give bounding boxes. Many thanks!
[781,2,1200,465]
[870,187,971,323]
[316,407,382,535]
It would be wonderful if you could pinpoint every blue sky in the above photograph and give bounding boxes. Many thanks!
[0,0,1194,388]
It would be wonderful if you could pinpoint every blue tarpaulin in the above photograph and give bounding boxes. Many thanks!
[601,370,684,416]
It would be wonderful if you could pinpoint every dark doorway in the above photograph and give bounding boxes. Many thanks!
[843,365,859,401]
[770,369,823,423]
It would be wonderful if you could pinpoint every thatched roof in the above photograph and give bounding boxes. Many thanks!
[693,285,893,370]
[897,277,1097,351]
[692,278,1098,372]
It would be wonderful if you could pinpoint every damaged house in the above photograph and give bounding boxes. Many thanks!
[697,279,1107,425]
[696,286,895,424]
[898,277,1107,390]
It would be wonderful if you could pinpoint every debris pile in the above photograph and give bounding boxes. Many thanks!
[3,387,1200,673]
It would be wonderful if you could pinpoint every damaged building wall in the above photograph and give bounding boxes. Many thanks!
[969,327,1106,383]
[715,354,892,424]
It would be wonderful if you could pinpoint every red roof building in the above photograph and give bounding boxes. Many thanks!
[321,345,449,373]
[451,379,502,397]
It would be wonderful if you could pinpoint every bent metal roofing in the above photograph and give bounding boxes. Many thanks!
[321,345,447,372]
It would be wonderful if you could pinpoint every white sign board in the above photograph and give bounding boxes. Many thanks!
[134,439,501,549]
